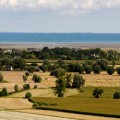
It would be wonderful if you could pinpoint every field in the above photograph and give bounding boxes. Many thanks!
[0,70,120,119]
[31,87,120,117]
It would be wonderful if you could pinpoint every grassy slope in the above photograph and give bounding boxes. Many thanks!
[31,87,120,116]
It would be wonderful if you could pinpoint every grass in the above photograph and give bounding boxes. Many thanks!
[25,59,120,65]
[30,87,120,117]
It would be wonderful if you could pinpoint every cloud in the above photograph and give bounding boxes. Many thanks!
[0,0,120,14]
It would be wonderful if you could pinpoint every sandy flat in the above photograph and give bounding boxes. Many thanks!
[0,43,120,49]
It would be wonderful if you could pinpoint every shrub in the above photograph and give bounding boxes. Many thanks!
[0,72,3,82]
[92,88,104,98]
[72,74,85,88]
[2,87,8,96]
[93,65,101,74]
[32,74,42,83]
[33,102,38,108]
[107,66,115,75]
[84,65,92,74]
[77,65,84,74]
[117,67,120,75]
[23,75,27,82]
[25,92,32,99]
[34,85,37,89]
[27,66,35,73]
[23,84,30,89]
[25,72,29,76]
[113,92,120,99]
[14,84,19,92]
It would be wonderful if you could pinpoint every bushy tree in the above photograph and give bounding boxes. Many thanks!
[0,72,3,82]
[12,58,26,70]
[2,87,8,96]
[50,68,66,78]
[107,66,115,75]
[117,67,120,75]
[96,59,108,71]
[92,88,104,98]
[113,92,120,99]
[84,65,92,74]
[72,74,85,88]
[23,84,30,89]
[57,59,64,67]
[54,77,66,97]
[76,64,84,74]
[66,73,72,88]
[27,66,35,73]
[25,92,32,98]
[93,65,101,74]
[32,74,42,83]
[14,84,19,92]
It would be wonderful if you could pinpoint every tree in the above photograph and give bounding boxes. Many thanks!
[23,75,27,82]
[27,66,35,73]
[42,59,50,72]
[72,74,85,88]
[2,87,8,96]
[66,73,72,88]
[75,64,84,74]
[0,72,3,82]
[14,84,19,92]
[57,59,64,67]
[50,68,66,78]
[117,67,120,75]
[23,84,30,89]
[25,92,32,99]
[54,77,66,97]
[107,66,115,75]
[96,59,108,71]
[113,92,120,99]
[93,65,101,74]
[84,65,92,74]
[32,74,42,83]
[92,88,104,98]
[12,57,26,70]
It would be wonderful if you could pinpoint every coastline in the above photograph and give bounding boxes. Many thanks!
[0,43,120,49]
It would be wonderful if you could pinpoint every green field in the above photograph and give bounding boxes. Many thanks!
[31,87,120,117]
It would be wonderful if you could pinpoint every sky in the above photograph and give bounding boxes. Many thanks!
[0,0,120,33]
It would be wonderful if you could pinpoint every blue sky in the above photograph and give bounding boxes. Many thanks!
[0,0,120,33]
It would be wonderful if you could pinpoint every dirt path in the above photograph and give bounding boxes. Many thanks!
[0,111,74,120]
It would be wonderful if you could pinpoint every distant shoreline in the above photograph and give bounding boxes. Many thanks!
[0,43,120,49]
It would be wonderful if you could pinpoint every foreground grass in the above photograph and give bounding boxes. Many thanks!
[31,87,120,117]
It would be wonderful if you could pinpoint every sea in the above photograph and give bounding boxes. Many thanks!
[0,33,120,44]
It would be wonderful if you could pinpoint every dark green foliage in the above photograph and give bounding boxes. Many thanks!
[84,65,92,74]
[76,64,84,74]
[23,84,30,89]
[27,66,35,73]
[42,59,50,72]
[57,59,64,67]
[117,67,120,75]
[32,74,42,83]
[12,57,26,70]
[23,75,27,82]
[66,73,72,88]
[54,77,66,97]
[93,65,101,74]
[107,66,115,75]
[113,92,120,99]
[25,92,32,98]
[25,72,29,76]
[2,87,8,96]
[0,72,3,82]
[50,68,66,78]
[14,84,19,92]
[72,74,85,88]
[96,59,108,71]
[92,88,104,98]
